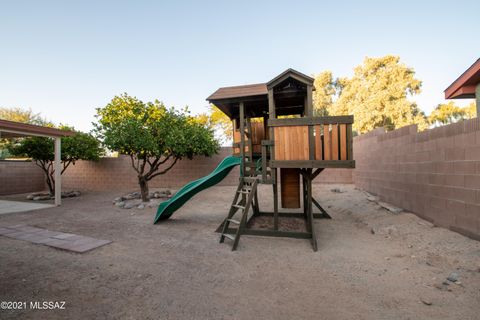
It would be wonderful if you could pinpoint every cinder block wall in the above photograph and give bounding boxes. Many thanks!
[353,119,480,239]
[62,148,240,191]
[0,160,46,195]
[62,147,353,192]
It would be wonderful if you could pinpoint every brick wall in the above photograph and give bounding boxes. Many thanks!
[0,160,46,195]
[62,148,240,191]
[62,147,353,192]
[353,119,480,239]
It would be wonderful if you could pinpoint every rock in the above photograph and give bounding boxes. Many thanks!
[330,188,345,193]
[417,219,434,228]
[371,225,398,236]
[33,195,52,201]
[123,192,141,200]
[137,203,145,210]
[113,197,122,203]
[26,194,35,200]
[378,202,403,214]
[123,202,137,209]
[147,200,161,208]
[367,195,380,202]
[115,201,125,208]
[72,191,81,197]
[447,272,459,282]
[421,298,432,306]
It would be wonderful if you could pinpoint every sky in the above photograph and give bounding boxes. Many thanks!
[1,0,479,132]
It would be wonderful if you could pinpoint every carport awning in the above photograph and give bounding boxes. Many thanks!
[0,119,74,206]
[0,119,74,138]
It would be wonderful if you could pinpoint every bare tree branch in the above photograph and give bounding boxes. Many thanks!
[147,157,178,180]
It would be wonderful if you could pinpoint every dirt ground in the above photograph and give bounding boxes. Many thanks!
[0,184,479,320]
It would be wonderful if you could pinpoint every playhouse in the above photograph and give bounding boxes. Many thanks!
[206,69,355,251]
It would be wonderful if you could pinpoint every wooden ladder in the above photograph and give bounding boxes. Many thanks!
[220,177,258,251]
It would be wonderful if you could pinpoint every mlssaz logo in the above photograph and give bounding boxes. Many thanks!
[30,301,66,310]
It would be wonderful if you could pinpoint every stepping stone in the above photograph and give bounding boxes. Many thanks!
[0,225,111,253]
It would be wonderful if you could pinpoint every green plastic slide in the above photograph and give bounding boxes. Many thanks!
[153,156,241,223]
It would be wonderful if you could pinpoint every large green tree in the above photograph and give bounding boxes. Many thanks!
[0,107,50,159]
[312,71,336,116]
[0,107,46,125]
[8,128,102,194]
[325,55,428,133]
[196,105,233,144]
[429,101,477,126]
[95,94,219,202]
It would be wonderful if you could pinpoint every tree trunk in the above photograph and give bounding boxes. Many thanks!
[138,177,149,202]
[45,174,54,195]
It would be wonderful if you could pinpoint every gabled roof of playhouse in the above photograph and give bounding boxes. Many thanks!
[207,69,314,119]
[445,58,480,99]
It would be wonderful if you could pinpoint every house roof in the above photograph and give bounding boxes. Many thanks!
[445,58,480,99]
[0,119,75,138]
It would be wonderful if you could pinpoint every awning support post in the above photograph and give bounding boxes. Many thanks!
[54,137,61,206]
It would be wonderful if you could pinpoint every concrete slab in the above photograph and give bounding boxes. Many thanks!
[0,224,111,253]
[0,200,54,215]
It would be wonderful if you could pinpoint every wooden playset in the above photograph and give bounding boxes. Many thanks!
[207,69,355,251]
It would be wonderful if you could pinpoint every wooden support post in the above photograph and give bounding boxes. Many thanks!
[306,85,315,160]
[302,174,307,220]
[268,89,276,183]
[246,116,253,176]
[306,169,318,251]
[239,102,245,176]
[268,88,279,231]
[54,137,61,206]
[273,168,279,231]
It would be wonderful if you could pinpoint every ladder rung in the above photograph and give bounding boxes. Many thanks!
[237,190,250,194]
[223,234,235,240]
[233,204,245,210]
[227,219,240,224]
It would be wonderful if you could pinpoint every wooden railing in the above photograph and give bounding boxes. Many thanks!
[267,116,354,168]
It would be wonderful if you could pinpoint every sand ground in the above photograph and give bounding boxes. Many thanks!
[0,184,479,320]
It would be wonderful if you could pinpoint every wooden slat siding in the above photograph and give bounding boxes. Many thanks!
[346,123,353,160]
[233,122,265,154]
[331,124,339,160]
[251,121,265,153]
[340,124,347,160]
[280,168,301,208]
[315,125,323,160]
[323,125,331,160]
[274,126,309,160]
[233,129,241,154]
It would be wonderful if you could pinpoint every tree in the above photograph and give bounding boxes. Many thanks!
[95,94,219,202]
[0,107,51,159]
[0,107,46,125]
[8,128,102,194]
[312,71,336,116]
[197,105,233,144]
[463,102,477,119]
[328,55,428,133]
[429,101,477,126]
